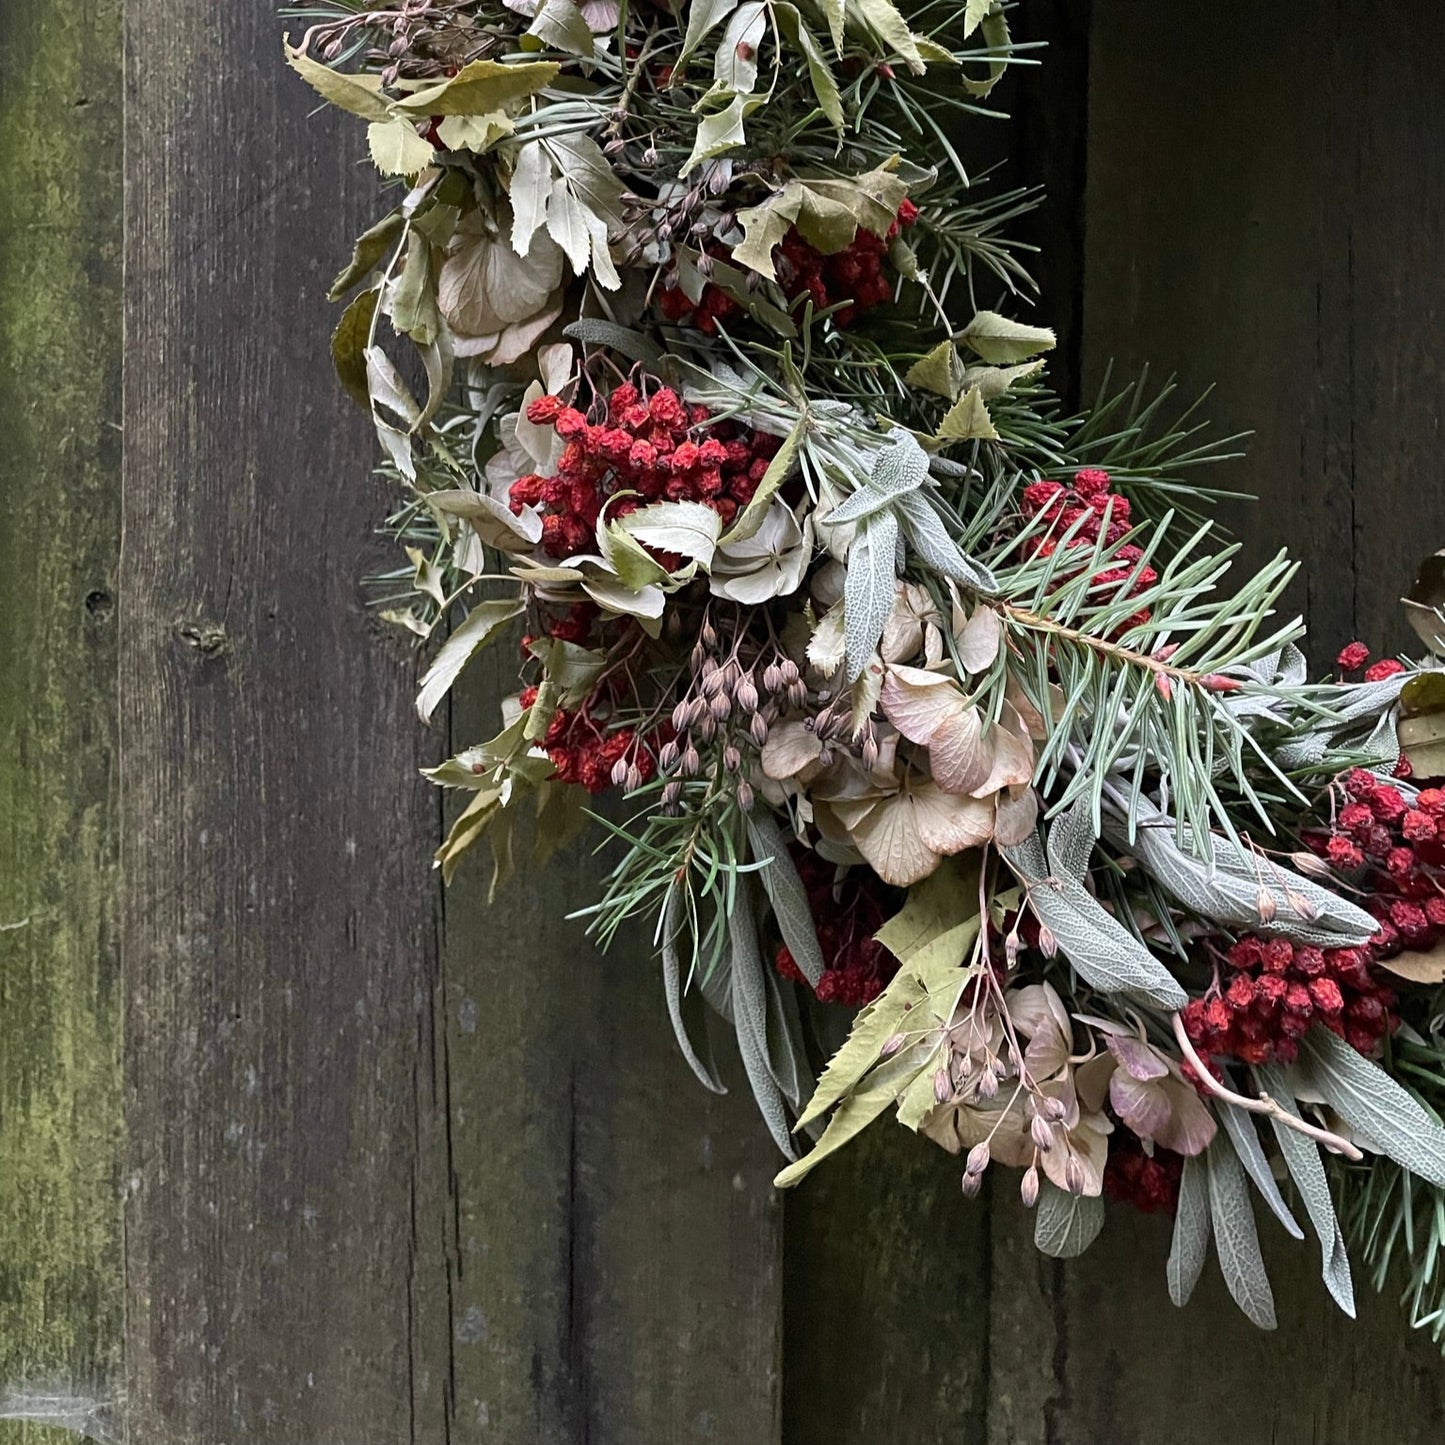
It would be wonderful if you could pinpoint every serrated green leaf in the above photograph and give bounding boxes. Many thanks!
[330,286,380,409]
[367,117,435,177]
[387,229,440,345]
[959,309,1056,364]
[937,385,998,442]
[776,5,844,131]
[775,1043,931,1186]
[679,0,742,67]
[681,95,754,177]
[283,40,392,120]
[844,0,924,73]
[874,853,982,979]
[435,111,514,153]
[526,0,596,55]
[905,341,963,400]
[416,599,525,722]
[795,963,929,1129]
[392,58,561,116]
[721,413,806,543]
[961,10,1010,97]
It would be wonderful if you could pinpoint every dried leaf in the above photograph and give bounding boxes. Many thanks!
[958,309,1056,365]
[1206,1133,1277,1329]
[367,117,435,177]
[956,604,1001,673]
[1374,940,1445,984]
[330,287,380,409]
[1255,1063,1356,1317]
[1034,1180,1105,1259]
[283,40,392,120]
[1294,1026,1445,1186]
[416,599,525,722]
[1167,1153,1210,1306]
[392,58,560,116]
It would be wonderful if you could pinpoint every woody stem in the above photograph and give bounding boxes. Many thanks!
[1170,1013,1363,1160]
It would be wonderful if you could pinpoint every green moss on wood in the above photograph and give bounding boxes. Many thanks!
[0,0,125,1434]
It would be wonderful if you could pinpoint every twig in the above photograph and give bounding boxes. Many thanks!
[1171,1012,1363,1161]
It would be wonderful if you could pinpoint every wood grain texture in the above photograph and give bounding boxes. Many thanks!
[1030,6,1445,1439]
[121,5,447,1441]
[435,654,783,1442]
[1081,1,1445,660]
[0,2,124,1442]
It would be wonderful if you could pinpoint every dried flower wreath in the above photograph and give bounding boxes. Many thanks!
[287,0,1445,1340]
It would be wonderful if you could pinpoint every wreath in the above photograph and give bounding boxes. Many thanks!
[287,1,1445,1341]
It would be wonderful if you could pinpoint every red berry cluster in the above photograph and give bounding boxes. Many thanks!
[1182,929,1397,1068]
[1020,469,1155,629]
[658,201,919,334]
[508,380,780,557]
[772,845,902,1006]
[518,684,661,795]
[1312,769,1445,946]
[1103,1134,1183,1215]
[1336,639,1409,684]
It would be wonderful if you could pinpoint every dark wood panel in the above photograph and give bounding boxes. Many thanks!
[1081,0,1445,660]
[0,2,125,1442]
[437,586,784,1442]
[1046,6,1445,1440]
[120,6,448,1440]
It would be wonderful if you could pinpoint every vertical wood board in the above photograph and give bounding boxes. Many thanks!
[0,2,125,1441]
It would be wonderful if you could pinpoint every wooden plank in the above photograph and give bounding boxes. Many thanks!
[1080,0,1445,659]
[0,2,125,1442]
[1020,6,1445,1440]
[120,6,451,1441]
[437,657,784,1440]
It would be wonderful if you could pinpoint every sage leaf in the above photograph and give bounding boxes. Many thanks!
[1256,1063,1356,1317]
[1206,1134,1277,1329]
[731,895,797,1157]
[746,811,825,986]
[1294,1026,1445,1187]
[1219,1104,1303,1240]
[893,491,998,593]
[1034,1181,1105,1259]
[661,888,727,1094]
[1103,798,1378,947]
[1001,809,1188,1009]
[562,318,666,369]
[843,509,900,681]
[1167,1153,1211,1307]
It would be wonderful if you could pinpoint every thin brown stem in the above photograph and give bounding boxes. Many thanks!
[1170,1013,1363,1161]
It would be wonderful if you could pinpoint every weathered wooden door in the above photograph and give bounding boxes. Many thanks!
[4,3,1444,1442]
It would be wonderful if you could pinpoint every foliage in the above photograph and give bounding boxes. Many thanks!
[288,0,1445,1347]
